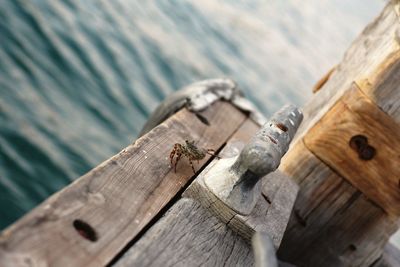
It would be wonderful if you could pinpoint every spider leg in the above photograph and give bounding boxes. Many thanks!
[170,145,177,165]
[189,159,196,174]
[174,151,182,173]
[171,144,182,164]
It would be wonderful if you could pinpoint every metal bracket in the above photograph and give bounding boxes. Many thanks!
[204,105,303,215]
[252,232,278,267]
[139,78,266,136]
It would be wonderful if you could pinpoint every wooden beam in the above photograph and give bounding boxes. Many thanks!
[305,84,400,216]
[278,141,398,267]
[0,102,246,267]
[277,2,400,266]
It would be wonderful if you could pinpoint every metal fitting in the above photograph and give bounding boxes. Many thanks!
[204,105,303,215]
[252,232,278,267]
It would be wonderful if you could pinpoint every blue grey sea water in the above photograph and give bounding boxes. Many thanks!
[1,0,399,246]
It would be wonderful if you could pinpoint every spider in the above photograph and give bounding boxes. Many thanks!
[170,140,220,174]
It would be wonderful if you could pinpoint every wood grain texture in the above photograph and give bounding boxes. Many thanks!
[304,84,400,216]
[184,119,299,247]
[293,1,400,143]
[113,198,254,267]
[278,141,399,267]
[0,102,246,267]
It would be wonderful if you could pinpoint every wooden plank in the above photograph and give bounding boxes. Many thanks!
[304,84,400,216]
[278,141,399,267]
[113,198,254,267]
[0,101,247,267]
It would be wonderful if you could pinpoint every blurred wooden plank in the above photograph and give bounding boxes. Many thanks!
[0,101,247,267]
[305,84,400,216]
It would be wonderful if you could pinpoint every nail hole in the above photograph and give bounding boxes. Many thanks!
[73,219,98,242]
[348,244,357,251]
[359,145,376,160]
[349,135,368,151]
[276,123,288,132]
[349,135,375,160]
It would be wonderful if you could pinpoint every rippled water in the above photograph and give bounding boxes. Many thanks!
[0,0,390,241]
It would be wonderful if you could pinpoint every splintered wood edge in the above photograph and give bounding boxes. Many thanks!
[304,85,400,216]
[0,101,247,267]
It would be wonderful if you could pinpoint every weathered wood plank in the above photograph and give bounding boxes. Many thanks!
[0,102,247,267]
[305,84,400,216]
[278,141,399,267]
[114,198,254,267]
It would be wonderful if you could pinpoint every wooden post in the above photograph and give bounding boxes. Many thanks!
[277,1,400,266]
